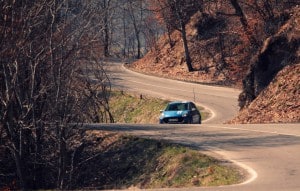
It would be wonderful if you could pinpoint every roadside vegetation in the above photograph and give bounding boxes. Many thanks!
[0,88,241,190]
[145,144,242,188]
[65,131,243,189]
[109,90,210,123]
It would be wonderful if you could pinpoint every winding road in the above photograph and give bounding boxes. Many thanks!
[86,61,300,191]
[105,61,241,124]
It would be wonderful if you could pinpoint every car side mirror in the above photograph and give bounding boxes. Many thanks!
[191,108,196,111]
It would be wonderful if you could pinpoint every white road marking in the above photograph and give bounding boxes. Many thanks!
[203,146,258,185]
[208,125,300,137]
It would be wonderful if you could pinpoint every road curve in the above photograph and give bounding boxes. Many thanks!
[85,123,300,191]
[104,61,241,124]
[93,61,300,191]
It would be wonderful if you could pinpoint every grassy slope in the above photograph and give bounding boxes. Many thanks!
[93,91,242,189]
[109,90,210,124]
[76,131,243,189]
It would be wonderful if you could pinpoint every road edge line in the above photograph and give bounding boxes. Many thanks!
[202,146,258,186]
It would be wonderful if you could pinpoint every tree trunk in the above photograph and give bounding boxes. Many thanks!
[174,0,193,72]
[230,0,259,47]
[122,9,127,57]
[135,30,141,59]
[167,26,174,48]
[104,16,110,57]
[181,25,193,72]
[57,123,66,189]
[13,148,26,191]
[132,10,141,59]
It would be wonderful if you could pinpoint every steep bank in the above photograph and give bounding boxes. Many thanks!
[229,64,300,124]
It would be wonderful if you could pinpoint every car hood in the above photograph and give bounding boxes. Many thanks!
[161,110,188,118]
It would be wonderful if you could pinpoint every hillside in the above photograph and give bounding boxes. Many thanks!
[128,2,292,88]
[127,4,300,124]
[127,10,249,88]
[229,64,300,124]
[231,6,300,124]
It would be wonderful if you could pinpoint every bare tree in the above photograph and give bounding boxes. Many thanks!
[229,0,260,49]
[151,0,201,71]
[122,0,146,59]
[0,0,113,189]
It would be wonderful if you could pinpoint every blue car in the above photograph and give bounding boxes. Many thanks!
[159,101,201,124]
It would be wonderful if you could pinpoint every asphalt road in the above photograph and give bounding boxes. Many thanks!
[86,123,300,191]
[105,61,241,124]
[87,61,300,191]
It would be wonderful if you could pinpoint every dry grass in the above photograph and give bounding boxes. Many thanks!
[109,90,210,124]
[72,131,243,189]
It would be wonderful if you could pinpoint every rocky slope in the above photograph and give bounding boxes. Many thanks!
[228,64,300,124]
[230,6,300,123]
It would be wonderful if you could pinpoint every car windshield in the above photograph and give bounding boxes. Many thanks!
[165,103,188,111]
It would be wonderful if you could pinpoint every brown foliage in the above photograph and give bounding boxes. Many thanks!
[0,1,112,190]
[131,0,299,86]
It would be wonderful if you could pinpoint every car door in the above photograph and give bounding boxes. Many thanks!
[190,102,200,123]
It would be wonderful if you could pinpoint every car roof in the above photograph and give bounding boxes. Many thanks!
[168,101,192,104]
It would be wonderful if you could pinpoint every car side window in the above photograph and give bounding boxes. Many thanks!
[190,103,196,110]
[184,103,188,110]
[178,103,186,110]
